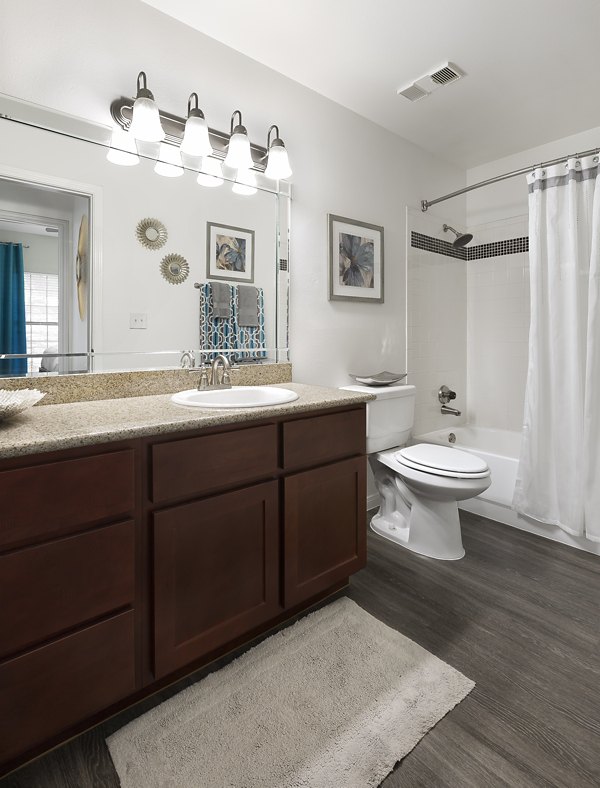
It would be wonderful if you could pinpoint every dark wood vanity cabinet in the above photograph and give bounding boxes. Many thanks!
[284,457,366,607]
[0,404,366,775]
[153,481,281,678]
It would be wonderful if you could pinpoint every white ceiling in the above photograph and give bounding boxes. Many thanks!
[141,0,600,168]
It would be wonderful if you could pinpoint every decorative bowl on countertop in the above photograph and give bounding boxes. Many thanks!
[0,389,46,421]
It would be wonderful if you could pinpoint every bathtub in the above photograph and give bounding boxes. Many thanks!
[413,425,600,556]
[413,426,521,509]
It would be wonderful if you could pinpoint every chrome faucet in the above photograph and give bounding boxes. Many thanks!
[441,404,462,416]
[196,354,233,390]
[180,350,195,369]
[439,384,461,416]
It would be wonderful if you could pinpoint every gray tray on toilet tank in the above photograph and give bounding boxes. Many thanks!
[348,372,407,387]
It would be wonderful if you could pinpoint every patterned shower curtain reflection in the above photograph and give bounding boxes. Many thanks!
[0,242,27,377]
[513,155,600,542]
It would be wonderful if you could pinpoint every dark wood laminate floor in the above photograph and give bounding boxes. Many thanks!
[2,511,599,788]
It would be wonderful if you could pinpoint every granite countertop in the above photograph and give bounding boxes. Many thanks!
[0,383,375,459]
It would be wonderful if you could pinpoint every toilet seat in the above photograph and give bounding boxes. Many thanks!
[395,443,490,479]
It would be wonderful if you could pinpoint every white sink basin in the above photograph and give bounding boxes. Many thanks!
[171,386,299,409]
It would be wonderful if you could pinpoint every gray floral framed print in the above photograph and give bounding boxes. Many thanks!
[207,222,255,283]
[328,214,384,303]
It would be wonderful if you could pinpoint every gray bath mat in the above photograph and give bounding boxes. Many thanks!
[107,597,474,787]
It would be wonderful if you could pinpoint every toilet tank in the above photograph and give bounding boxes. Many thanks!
[341,384,416,453]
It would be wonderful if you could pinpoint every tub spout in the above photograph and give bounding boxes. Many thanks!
[441,405,462,416]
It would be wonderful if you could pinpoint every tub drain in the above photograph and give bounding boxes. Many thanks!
[448,433,456,443]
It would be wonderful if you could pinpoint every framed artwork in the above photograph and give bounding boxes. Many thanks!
[328,214,384,303]
[206,222,255,283]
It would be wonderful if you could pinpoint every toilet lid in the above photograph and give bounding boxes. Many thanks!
[396,443,489,476]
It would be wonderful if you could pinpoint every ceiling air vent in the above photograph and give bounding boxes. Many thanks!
[397,62,466,102]
[430,62,465,86]
[397,83,429,102]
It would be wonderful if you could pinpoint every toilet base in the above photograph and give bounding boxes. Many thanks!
[368,455,466,560]
[370,503,465,561]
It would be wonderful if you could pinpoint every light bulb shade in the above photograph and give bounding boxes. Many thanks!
[181,114,212,157]
[224,128,254,170]
[130,96,164,142]
[197,156,224,187]
[154,142,184,177]
[106,128,139,166]
[265,140,292,180]
[232,169,258,196]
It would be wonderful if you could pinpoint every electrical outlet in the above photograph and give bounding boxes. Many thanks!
[129,313,147,329]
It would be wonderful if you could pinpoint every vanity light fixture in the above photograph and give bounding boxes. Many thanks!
[180,93,212,158]
[154,142,184,177]
[129,71,165,142]
[232,168,258,196]
[224,110,254,171]
[197,156,224,187]
[110,79,293,188]
[106,128,140,166]
[264,125,292,181]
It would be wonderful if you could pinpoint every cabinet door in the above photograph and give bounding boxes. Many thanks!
[153,481,280,678]
[284,457,367,607]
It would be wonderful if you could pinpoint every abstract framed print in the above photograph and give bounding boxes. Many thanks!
[328,214,384,303]
[207,222,255,283]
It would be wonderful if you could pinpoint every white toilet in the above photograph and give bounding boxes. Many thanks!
[344,384,491,560]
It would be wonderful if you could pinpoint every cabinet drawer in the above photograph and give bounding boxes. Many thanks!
[0,520,135,660]
[153,481,280,678]
[0,610,135,767]
[151,424,278,504]
[0,449,136,550]
[282,408,365,471]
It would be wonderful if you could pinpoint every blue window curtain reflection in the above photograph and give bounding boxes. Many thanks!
[0,242,27,377]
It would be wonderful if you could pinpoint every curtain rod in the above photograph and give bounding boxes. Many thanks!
[421,146,600,212]
[0,240,30,248]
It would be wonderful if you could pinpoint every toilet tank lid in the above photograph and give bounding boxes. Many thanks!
[341,384,416,400]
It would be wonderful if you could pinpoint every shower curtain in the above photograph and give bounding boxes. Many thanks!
[0,242,27,377]
[513,155,600,542]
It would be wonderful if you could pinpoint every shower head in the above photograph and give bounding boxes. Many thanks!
[443,224,473,247]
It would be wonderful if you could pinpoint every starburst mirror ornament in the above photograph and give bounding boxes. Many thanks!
[136,217,168,250]
[160,253,189,285]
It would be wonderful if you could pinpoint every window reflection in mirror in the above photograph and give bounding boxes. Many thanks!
[0,177,90,377]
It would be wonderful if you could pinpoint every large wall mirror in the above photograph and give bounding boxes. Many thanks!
[0,96,290,377]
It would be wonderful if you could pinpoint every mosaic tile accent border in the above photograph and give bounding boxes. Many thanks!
[411,231,529,260]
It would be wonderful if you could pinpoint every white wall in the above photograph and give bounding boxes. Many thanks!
[0,230,58,275]
[0,0,466,387]
[466,216,529,431]
[407,208,467,435]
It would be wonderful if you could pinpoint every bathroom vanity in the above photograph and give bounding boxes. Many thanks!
[0,384,370,774]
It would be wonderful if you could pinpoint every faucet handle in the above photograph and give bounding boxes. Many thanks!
[438,385,457,405]
[197,364,210,390]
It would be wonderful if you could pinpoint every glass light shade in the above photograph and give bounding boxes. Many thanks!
[130,96,164,142]
[197,156,224,187]
[154,143,184,177]
[106,128,139,166]
[181,115,212,157]
[265,143,292,180]
[224,131,254,170]
[232,169,257,196]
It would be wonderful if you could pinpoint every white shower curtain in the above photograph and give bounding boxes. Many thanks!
[514,154,600,542]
